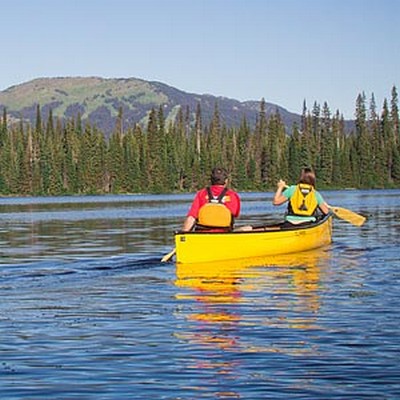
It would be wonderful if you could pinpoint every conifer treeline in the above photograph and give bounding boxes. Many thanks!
[0,86,399,196]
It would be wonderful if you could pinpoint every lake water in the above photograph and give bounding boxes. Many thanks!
[0,190,399,399]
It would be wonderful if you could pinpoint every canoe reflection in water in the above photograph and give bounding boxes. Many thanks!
[174,247,334,356]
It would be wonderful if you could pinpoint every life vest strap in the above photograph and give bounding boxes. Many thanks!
[206,186,228,203]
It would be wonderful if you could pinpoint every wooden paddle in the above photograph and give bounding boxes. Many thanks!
[329,206,366,226]
[161,248,176,262]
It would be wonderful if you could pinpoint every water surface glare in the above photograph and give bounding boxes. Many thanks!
[0,190,399,399]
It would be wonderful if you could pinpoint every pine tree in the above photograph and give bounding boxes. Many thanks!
[118,125,139,193]
[0,107,7,148]
[61,119,79,193]
[250,99,268,189]
[133,124,147,192]
[49,116,64,194]
[380,99,394,185]
[299,104,313,168]
[265,113,286,188]
[145,107,167,192]
[206,102,223,171]
[287,123,302,183]
[234,117,251,189]
[0,125,19,193]
[79,123,106,193]
[318,102,334,187]
[108,107,126,192]
[390,86,399,144]
[195,103,202,160]
[331,111,346,187]
[355,92,373,187]
[390,86,400,183]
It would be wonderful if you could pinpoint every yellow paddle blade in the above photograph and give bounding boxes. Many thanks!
[330,207,366,226]
[161,248,176,262]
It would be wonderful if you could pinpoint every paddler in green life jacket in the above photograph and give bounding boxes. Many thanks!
[182,167,241,232]
[273,167,329,225]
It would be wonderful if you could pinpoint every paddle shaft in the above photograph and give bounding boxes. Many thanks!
[161,248,176,262]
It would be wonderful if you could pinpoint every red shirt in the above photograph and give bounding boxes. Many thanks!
[187,185,241,219]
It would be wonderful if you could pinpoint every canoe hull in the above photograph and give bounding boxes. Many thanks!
[174,214,333,264]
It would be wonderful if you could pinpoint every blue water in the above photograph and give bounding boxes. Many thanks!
[0,190,399,399]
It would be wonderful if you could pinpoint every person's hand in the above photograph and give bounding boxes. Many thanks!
[277,179,287,190]
[273,179,288,205]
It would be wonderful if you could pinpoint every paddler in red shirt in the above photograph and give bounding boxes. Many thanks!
[182,167,241,232]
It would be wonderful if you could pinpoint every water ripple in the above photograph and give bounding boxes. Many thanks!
[0,192,399,399]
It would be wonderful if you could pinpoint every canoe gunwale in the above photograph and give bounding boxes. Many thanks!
[174,211,333,236]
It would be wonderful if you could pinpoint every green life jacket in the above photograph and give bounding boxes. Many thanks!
[288,183,318,216]
[197,187,232,228]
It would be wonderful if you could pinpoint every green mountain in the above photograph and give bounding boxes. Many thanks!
[0,76,302,135]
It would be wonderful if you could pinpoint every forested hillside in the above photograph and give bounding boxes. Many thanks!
[0,87,398,196]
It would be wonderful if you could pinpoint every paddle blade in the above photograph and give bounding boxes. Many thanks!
[161,248,176,263]
[331,207,366,226]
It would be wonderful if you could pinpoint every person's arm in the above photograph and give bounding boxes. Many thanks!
[182,215,196,232]
[319,201,330,214]
[182,191,202,232]
[316,191,330,214]
[273,179,288,205]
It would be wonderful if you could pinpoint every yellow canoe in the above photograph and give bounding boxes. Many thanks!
[174,213,333,264]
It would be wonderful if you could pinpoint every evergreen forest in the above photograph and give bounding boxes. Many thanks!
[0,86,399,196]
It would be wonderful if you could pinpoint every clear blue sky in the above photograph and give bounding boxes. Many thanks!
[1,0,399,119]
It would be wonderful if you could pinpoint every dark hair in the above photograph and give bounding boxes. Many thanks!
[298,167,316,187]
[211,167,228,185]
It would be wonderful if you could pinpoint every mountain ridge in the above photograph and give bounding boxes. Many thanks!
[0,76,333,136]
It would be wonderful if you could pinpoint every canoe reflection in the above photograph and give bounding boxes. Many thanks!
[174,248,333,396]
[175,247,333,350]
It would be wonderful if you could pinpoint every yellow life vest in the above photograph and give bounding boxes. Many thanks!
[289,183,318,216]
[197,187,232,228]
